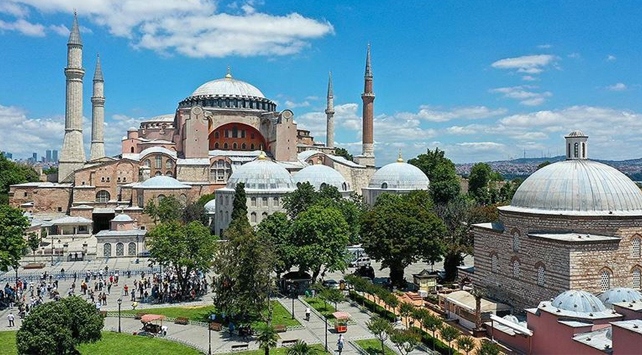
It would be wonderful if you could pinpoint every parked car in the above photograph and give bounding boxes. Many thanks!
[349,256,371,268]
[353,265,375,280]
[322,279,340,289]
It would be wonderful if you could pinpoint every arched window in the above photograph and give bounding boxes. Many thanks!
[215,143,219,149]
[342,182,347,191]
[250,197,257,207]
[251,144,255,150]
[273,197,279,206]
[582,142,586,158]
[144,159,151,167]
[250,212,257,223]
[116,242,124,257]
[537,265,546,286]
[233,143,238,150]
[633,268,641,289]
[512,231,520,252]
[154,171,162,176]
[632,237,641,258]
[155,156,162,169]
[210,160,232,182]
[261,212,268,221]
[600,269,611,292]
[381,182,388,189]
[574,142,579,158]
[214,131,219,139]
[491,254,499,273]
[130,147,134,153]
[179,194,187,204]
[165,171,173,177]
[157,194,166,201]
[103,243,112,257]
[166,160,173,169]
[128,242,136,256]
[242,143,247,150]
[96,190,110,203]
[224,143,228,149]
[512,260,520,278]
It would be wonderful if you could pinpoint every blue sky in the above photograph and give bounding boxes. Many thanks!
[2,1,642,164]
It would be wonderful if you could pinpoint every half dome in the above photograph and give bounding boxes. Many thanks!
[293,164,350,191]
[507,160,642,215]
[226,155,295,191]
[551,290,606,314]
[368,161,429,190]
[191,75,264,98]
[599,287,642,307]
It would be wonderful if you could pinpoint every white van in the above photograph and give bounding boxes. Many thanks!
[349,256,371,267]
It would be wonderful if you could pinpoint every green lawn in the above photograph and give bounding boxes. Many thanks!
[0,331,201,355]
[120,301,298,327]
[355,339,396,355]
[304,297,336,319]
[222,343,328,354]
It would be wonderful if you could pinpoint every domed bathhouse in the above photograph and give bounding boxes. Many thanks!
[472,131,642,310]
[292,163,353,196]
[362,154,430,205]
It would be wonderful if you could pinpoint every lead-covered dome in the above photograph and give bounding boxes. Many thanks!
[552,290,606,313]
[191,74,264,98]
[505,131,642,215]
[227,154,295,191]
[368,160,429,190]
[137,176,190,189]
[293,164,350,191]
[599,287,642,307]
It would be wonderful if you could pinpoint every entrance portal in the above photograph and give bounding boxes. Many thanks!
[92,213,115,234]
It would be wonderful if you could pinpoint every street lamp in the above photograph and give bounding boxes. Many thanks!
[324,316,328,352]
[208,323,212,355]
[117,298,122,333]
[290,285,295,320]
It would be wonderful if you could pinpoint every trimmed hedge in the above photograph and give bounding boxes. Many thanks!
[412,326,460,355]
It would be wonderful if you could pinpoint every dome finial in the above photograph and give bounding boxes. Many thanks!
[397,149,404,163]
[225,66,232,79]
[258,151,266,160]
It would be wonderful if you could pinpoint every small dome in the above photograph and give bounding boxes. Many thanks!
[138,176,190,189]
[599,288,642,307]
[227,155,295,190]
[111,214,133,222]
[567,130,587,137]
[369,162,429,190]
[502,315,520,324]
[508,160,642,214]
[293,164,350,191]
[204,199,216,212]
[190,76,265,99]
[552,290,606,314]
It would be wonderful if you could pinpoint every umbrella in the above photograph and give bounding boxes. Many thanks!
[141,314,166,323]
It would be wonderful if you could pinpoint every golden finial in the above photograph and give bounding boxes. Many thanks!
[258,151,266,160]
[225,66,232,79]
[397,149,404,163]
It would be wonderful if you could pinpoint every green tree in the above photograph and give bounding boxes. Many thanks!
[256,323,278,355]
[0,154,39,204]
[366,316,393,355]
[475,340,502,355]
[256,212,294,278]
[182,201,208,226]
[144,195,183,224]
[408,148,461,205]
[440,325,460,355]
[422,313,443,351]
[290,205,350,282]
[390,329,420,355]
[321,287,345,311]
[457,336,476,355]
[468,163,493,204]
[0,204,29,271]
[398,302,415,328]
[42,166,58,175]
[16,296,103,354]
[146,221,217,297]
[214,219,275,322]
[283,182,318,219]
[230,182,248,223]
[537,160,552,170]
[334,147,353,162]
[287,340,317,355]
[360,192,446,288]
[27,232,40,262]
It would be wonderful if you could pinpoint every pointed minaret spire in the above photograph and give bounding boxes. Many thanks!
[357,44,375,167]
[325,71,335,148]
[90,54,106,161]
[225,66,232,79]
[59,13,86,182]
[69,11,82,46]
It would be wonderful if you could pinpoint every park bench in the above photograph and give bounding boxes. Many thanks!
[209,322,223,331]
[231,344,249,351]
[281,339,298,347]
[174,317,189,325]
[274,324,287,333]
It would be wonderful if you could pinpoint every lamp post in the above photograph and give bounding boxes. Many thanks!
[290,285,295,320]
[117,298,122,333]
[208,323,212,355]
[51,233,54,266]
[324,316,328,352]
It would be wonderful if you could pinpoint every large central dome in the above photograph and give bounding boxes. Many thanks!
[505,131,642,215]
[190,73,265,98]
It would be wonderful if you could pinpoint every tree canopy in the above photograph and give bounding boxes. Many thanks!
[146,221,217,297]
[0,204,29,271]
[256,212,294,277]
[408,148,461,205]
[16,296,104,354]
[361,191,446,288]
[0,154,39,204]
[143,195,183,224]
[334,147,353,162]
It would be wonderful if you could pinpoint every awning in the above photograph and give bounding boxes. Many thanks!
[441,290,511,313]
[333,312,351,320]
[141,314,166,323]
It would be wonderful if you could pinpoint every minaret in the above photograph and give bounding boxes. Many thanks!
[356,44,375,167]
[325,71,335,148]
[89,54,105,160]
[58,13,86,182]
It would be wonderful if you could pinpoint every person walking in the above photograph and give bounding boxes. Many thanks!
[7,312,15,327]
[337,334,344,354]
[305,307,311,321]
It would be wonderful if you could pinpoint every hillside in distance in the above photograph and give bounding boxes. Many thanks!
[456,156,642,180]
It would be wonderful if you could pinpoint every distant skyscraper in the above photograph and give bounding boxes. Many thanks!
[32,152,37,162]
[46,150,52,162]
[6,152,12,159]
[52,150,58,162]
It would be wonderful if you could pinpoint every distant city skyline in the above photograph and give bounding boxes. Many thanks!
[2,2,642,163]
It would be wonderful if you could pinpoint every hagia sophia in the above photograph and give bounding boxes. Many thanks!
[8,15,431,259]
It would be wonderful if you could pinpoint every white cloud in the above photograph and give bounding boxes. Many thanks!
[567,52,580,59]
[490,86,552,106]
[284,100,310,109]
[0,18,45,36]
[3,1,334,58]
[402,105,507,123]
[48,24,68,36]
[606,55,617,62]
[606,82,627,91]
[491,54,557,77]
[537,44,551,49]
[522,75,537,81]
